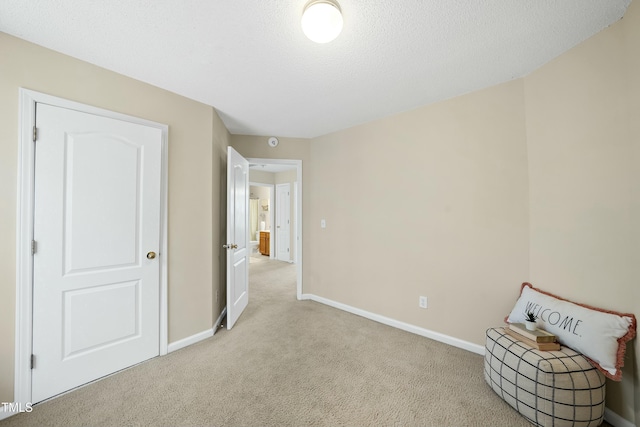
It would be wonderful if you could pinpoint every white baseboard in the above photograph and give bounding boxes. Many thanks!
[167,328,214,353]
[0,408,14,421]
[604,408,636,427]
[166,308,227,353]
[213,307,227,334]
[300,293,485,355]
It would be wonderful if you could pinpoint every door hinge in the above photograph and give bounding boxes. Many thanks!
[30,354,35,369]
[33,126,38,142]
[31,240,37,255]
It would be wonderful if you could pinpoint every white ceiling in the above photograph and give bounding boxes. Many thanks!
[0,1,631,139]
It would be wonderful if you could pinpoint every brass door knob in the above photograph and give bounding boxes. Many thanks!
[147,251,156,259]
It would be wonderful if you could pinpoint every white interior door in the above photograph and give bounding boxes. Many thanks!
[31,103,162,403]
[226,147,249,329]
[276,183,291,262]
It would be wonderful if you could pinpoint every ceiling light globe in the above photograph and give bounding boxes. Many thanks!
[301,1,343,43]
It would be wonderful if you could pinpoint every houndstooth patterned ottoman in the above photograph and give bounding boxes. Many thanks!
[484,327,606,427]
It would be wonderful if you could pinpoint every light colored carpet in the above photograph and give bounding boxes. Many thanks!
[1,258,585,426]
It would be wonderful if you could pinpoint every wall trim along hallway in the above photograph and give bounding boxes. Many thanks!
[166,308,227,353]
[604,408,636,427]
[300,293,485,355]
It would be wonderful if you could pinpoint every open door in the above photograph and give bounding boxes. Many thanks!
[225,147,249,329]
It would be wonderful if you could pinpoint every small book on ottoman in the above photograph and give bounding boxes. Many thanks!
[503,327,561,351]
[509,323,557,342]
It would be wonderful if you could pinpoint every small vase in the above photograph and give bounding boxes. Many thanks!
[525,320,537,331]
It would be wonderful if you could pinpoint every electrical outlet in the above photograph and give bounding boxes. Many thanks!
[419,296,428,309]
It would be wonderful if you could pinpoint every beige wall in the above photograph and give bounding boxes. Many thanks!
[212,111,230,324]
[250,170,276,185]
[231,136,311,163]
[627,3,640,421]
[525,1,639,421]
[0,33,229,402]
[233,83,530,344]
[306,79,530,342]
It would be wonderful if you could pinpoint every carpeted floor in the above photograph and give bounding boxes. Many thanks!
[0,257,607,426]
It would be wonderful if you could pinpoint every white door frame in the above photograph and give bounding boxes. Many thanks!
[14,89,169,405]
[246,158,302,300]
[275,183,291,262]
[293,182,298,264]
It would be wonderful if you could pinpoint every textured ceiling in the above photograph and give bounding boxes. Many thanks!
[0,1,631,138]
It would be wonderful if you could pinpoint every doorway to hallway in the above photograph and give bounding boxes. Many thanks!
[246,159,302,300]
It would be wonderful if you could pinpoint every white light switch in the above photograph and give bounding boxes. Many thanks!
[320,219,326,228]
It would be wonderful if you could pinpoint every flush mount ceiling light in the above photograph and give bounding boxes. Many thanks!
[301,0,343,43]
